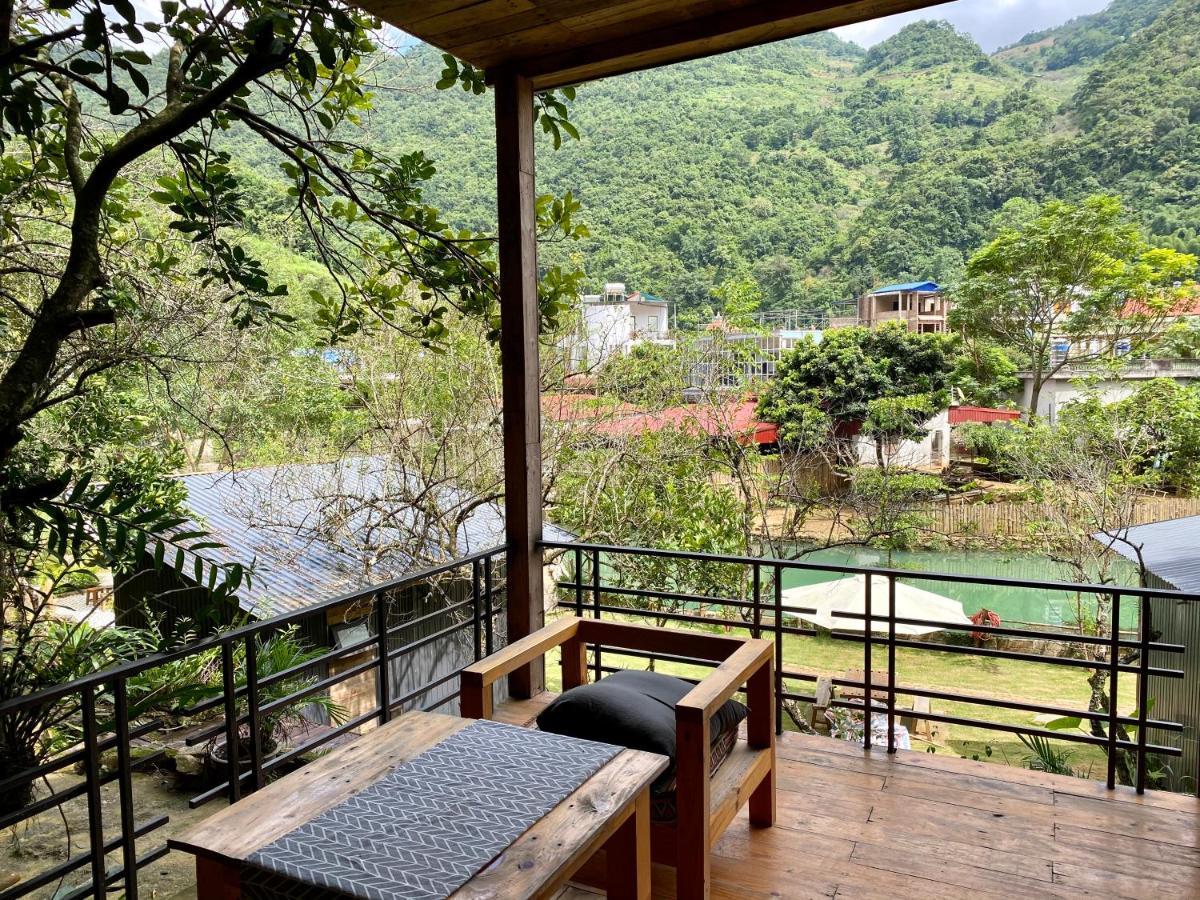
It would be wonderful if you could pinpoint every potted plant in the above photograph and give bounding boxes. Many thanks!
[198,627,345,780]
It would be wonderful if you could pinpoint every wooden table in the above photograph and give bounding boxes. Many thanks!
[170,711,667,900]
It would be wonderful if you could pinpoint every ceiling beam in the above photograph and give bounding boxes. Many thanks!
[507,0,953,90]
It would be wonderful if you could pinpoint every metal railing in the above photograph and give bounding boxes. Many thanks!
[0,547,506,900]
[542,539,1197,798]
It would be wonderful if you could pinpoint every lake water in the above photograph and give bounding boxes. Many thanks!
[782,546,1141,630]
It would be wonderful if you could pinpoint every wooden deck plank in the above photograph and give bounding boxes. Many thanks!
[708,731,1198,899]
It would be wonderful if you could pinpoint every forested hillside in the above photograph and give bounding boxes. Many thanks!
[221,0,1200,321]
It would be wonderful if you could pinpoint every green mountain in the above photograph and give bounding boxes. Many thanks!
[223,0,1200,321]
[998,0,1174,72]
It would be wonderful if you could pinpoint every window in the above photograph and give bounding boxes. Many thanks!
[647,315,658,331]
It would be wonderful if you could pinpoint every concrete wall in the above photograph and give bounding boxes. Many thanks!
[851,409,950,470]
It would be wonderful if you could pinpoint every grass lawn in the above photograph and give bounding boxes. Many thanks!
[544,609,1140,782]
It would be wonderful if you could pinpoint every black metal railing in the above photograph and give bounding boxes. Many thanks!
[542,539,1198,798]
[0,547,505,900]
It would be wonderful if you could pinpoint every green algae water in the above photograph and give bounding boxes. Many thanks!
[781,546,1142,630]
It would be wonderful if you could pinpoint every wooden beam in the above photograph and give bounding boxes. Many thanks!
[513,0,953,90]
[494,67,544,698]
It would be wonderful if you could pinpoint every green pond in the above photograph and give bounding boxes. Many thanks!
[780,546,1141,631]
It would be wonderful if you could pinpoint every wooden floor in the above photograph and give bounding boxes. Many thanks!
[697,732,1200,899]
[495,694,1200,898]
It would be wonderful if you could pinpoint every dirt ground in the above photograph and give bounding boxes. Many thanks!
[4,767,222,900]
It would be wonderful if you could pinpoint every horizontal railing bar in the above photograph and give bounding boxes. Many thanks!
[556,579,762,612]
[386,615,481,660]
[392,668,465,709]
[560,583,1173,651]
[591,645,722,671]
[0,547,505,717]
[565,600,758,632]
[0,719,160,796]
[52,842,172,900]
[777,691,1183,757]
[184,654,382,747]
[541,540,1199,601]
[187,707,381,809]
[826,631,1184,677]
[775,670,1183,733]
[0,747,166,831]
[181,632,381,719]
[0,816,168,900]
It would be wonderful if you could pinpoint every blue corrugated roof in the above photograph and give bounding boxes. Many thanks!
[1096,515,1200,592]
[872,281,940,294]
[161,459,573,618]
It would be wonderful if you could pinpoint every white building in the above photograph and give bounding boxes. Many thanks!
[850,409,951,470]
[571,282,673,372]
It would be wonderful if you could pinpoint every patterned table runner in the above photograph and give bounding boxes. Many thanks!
[242,720,621,900]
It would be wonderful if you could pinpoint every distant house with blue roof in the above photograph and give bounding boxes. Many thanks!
[830,280,951,335]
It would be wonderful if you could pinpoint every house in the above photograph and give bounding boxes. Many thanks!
[114,459,573,717]
[570,282,674,371]
[1097,515,1200,787]
[830,281,951,334]
[841,408,951,470]
[1017,359,1200,422]
[688,322,824,390]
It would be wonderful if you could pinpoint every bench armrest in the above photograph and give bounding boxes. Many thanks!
[460,617,582,718]
[676,638,772,721]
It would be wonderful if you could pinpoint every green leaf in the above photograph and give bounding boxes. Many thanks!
[1043,716,1083,732]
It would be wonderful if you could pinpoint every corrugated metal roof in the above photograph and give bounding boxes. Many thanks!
[1097,515,1200,591]
[949,406,1021,425]
[872,281,940,294]
[160,459,573,618]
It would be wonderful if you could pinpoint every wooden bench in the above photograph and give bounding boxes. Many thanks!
[460,617,775,899]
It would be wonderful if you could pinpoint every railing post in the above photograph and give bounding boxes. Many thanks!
[1136,594,1151,793]
[1107,591,1121,790]
[592,547,603,681]
[377,591,392,724]
[574,545,583,616]
[484,556,496,658]
[863,575,872,750]
[113,678,138,899]
[887,575,896,755]
[220,640,241,802]
[81,684,106,899]
[472,558,483,662]
[774,562,783,737]
[245,634,264,790]
[751,562,762,639]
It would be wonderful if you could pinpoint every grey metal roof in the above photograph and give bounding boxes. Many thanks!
[160,459,573,618]
[1096,515,1200,591]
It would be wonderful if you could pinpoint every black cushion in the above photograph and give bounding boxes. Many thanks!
[536,669,748,792]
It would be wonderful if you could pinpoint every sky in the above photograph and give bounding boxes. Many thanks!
[832,0,1112,51]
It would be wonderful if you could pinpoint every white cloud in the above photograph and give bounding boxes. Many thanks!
[833,0,1112,51]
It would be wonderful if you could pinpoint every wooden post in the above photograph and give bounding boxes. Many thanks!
[747,656,776,827]
[674,706,710,899]
[494,68,545,698]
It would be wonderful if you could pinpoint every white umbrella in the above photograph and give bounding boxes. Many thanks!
[782,574,973,636]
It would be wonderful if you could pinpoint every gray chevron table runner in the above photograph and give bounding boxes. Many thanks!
[241,720,621,900]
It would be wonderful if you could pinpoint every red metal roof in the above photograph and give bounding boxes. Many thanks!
[949,406,1020,425]
[545,395,777,445]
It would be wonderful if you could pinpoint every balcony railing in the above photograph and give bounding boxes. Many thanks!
[543,540,1197,799]
[6,540,1200,899]
[0,547,506,900]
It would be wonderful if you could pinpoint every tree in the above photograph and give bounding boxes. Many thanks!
[948,338,1022,408]
[756,323,951,464]
[950,196,1197,416]
[989,393,1169,786]
[0,1,582,797]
